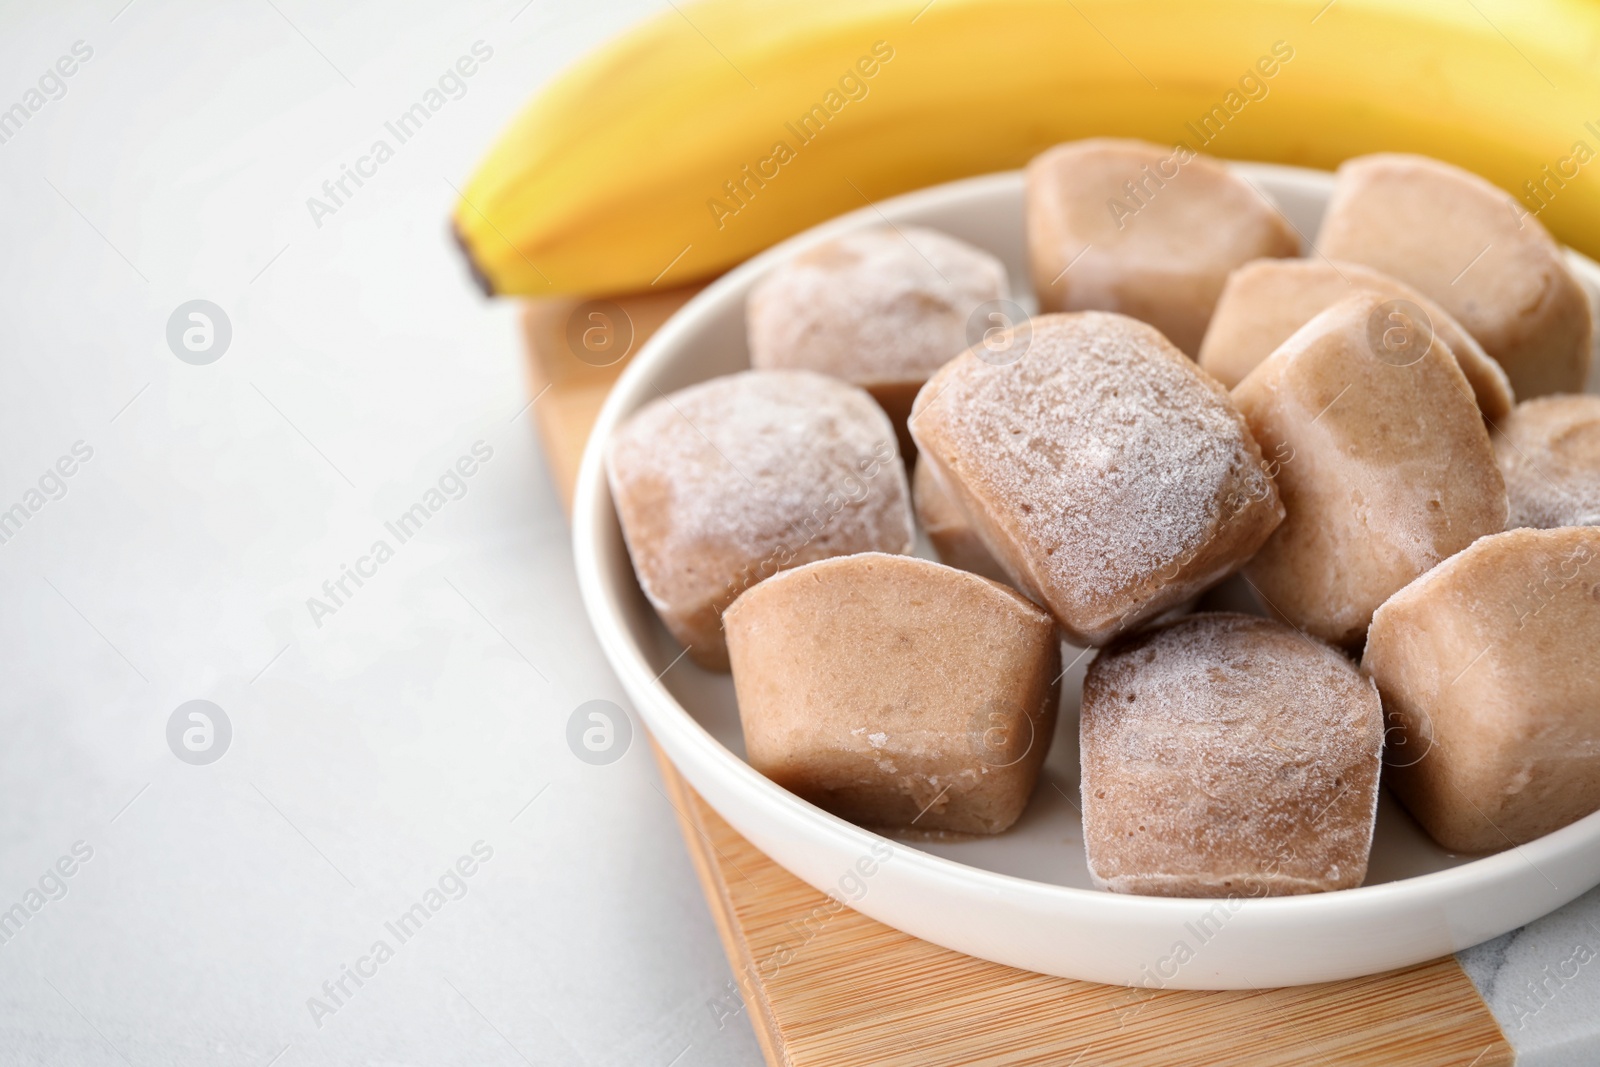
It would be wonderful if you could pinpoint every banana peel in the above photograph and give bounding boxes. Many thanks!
[453,0,1600,297]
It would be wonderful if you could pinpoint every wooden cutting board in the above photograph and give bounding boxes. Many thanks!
[523,291,1513,1067]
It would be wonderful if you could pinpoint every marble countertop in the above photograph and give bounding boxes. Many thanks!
[0,2,1593,1064]
[1462,890,1600,1066]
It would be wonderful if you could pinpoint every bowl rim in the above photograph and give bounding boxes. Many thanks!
[571,163,1600,927]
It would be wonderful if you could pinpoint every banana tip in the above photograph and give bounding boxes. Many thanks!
[450,218,495,298]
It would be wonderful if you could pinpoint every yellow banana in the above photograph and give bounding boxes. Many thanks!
[453,0,1600,297]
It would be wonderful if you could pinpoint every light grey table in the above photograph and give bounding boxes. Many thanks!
[0,3,1593,1065]
[0,2,758,1063]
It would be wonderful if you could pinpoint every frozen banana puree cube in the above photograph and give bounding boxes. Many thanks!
[606,370,913,671]
[1318,153,1593,399]
[724,553,1060,834]
[912,456,1009,585]
[1081,613,1383,897]
[1233,292,1507,647]
[1363,527,1600,852]
[911,311,1283,646]
[1199,257,1514,422]
[747,226,1009,458]
[1027,138,1298,356]
[1494,395,1600,530]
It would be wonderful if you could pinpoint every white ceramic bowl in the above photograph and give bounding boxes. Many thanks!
[572,163,1600,989]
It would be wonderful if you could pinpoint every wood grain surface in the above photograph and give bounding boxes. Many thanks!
[523,291,1513,1067]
